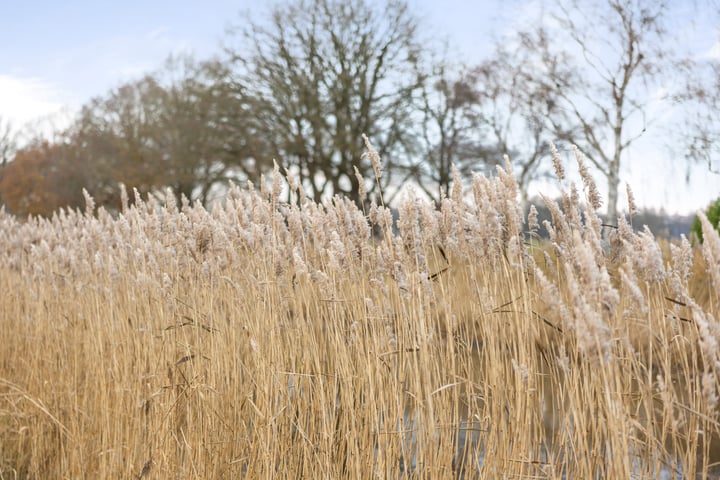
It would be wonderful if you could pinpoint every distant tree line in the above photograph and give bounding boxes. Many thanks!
[525,198,696,240]
[0,0,718,220]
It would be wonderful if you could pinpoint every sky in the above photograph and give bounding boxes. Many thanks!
[1,0,719,215]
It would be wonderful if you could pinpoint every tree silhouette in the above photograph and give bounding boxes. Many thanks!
[225,0,423,205]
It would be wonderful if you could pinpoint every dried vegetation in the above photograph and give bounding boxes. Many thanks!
[0,142,719,479]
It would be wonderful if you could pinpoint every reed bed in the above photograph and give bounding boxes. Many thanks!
[0,142,719,479]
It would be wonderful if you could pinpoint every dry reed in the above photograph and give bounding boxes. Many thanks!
[0,140,719,479]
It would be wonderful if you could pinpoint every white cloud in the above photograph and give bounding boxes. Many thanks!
[701,40,720,60]
[146,26,170,41]
[0,75,78,144]
[0,74,69,126]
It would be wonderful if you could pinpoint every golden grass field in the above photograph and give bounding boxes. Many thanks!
[1,143,719,479]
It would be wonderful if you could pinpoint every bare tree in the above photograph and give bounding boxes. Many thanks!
[225,0,423,205]
[679,58,720,176]
[71,56,253,206]
[413,62,497,204]
[0,116,18,207]
[519,0,682,223]
[0,116,15,168]
[148,56,258,204]
[411,35,575,208]
[471,39,576,208]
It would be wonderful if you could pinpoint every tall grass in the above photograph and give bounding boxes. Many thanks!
[0,142,719,479]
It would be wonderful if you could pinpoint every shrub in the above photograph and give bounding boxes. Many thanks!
[691,197,720,243]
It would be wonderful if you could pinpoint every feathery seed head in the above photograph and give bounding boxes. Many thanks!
[362,134,383,180]
[550,141,565,181]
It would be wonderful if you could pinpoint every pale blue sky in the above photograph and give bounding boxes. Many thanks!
[0,0,511,114]
[0,0,249,115]
[1,0,718,215]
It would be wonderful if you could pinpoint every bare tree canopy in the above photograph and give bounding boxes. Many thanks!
[224,0,423,205]
[413,61,498,204]
[679,58,720,176]
[470,39,577,208]
[514,0,687,223]
[70,55,252,206]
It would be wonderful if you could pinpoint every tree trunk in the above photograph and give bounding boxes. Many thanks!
[606,159,620,225]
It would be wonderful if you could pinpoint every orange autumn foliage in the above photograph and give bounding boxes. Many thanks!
[0,141,87,217]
